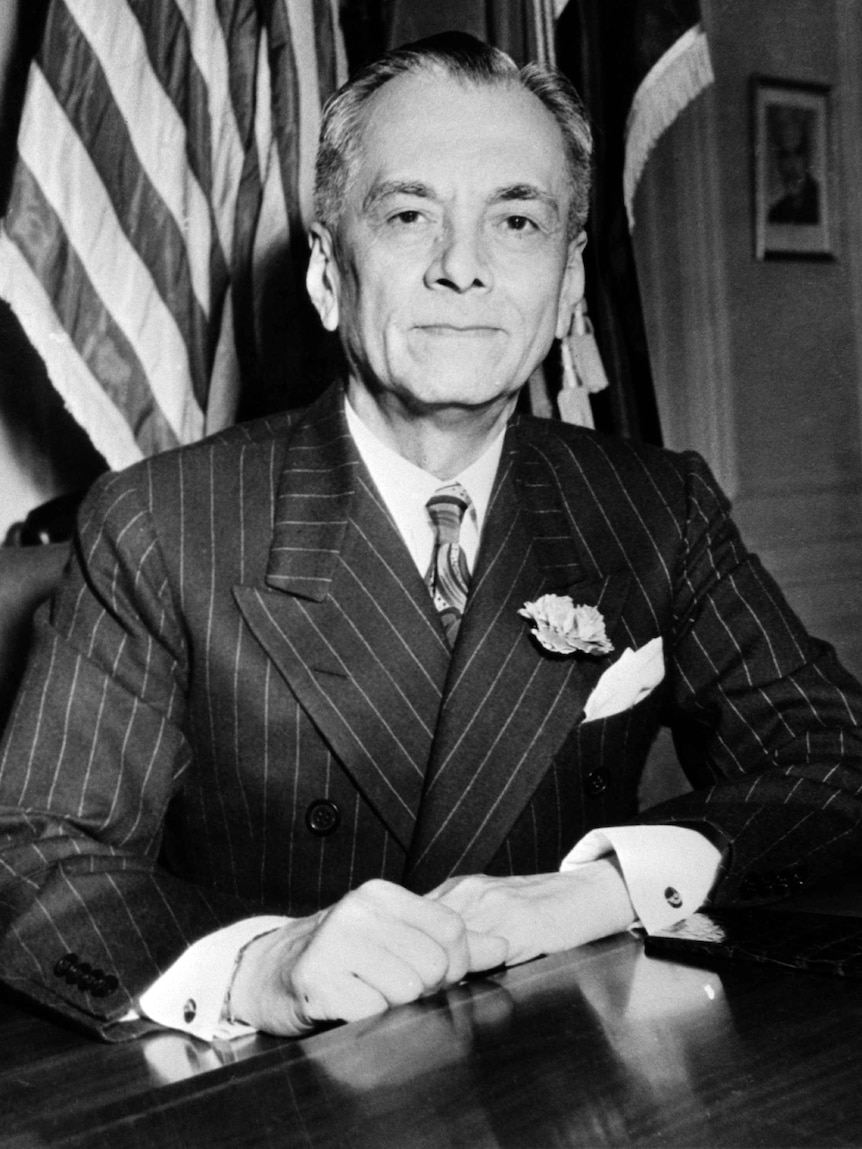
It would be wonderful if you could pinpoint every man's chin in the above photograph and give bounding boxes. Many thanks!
[396,352,521,408]
[398,375,518,413]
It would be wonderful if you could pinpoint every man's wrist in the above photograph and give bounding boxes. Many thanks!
[227,915,323,1037]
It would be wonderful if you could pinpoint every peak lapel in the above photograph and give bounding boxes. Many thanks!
[405,427,632,891]
[234,389,450,850]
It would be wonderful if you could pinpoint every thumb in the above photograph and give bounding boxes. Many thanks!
[465,928,508,972]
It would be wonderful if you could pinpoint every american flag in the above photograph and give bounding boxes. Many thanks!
[0,0,345,470]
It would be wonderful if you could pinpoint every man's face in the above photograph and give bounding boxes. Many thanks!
[308,71,585,417]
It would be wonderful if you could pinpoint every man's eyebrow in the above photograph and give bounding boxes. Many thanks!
[363,180,435,212]
[491,184,561,217]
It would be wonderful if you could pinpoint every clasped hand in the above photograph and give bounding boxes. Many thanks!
[230,863,633,1036]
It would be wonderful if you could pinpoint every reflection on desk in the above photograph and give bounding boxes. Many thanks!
[3,927,862,1147]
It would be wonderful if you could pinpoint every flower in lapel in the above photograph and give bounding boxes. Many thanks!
[519,594,613,656]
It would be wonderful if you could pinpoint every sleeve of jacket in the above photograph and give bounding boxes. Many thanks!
[640,450,862,905]
[0,468,256,1040]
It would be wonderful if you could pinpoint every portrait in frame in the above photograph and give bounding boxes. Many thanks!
[753,78,832,260]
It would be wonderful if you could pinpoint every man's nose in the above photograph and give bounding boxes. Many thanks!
[425,220,491,293]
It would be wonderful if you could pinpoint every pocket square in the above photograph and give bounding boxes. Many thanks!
[582,637,664,723]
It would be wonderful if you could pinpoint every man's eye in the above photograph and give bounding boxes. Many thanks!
[504,215,538,233]
[389,210,423,226]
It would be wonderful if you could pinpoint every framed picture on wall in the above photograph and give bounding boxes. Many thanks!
[752,78,833,260]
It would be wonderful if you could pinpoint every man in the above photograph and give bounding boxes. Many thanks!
[1,33,861,1042]
[767,106,820,226]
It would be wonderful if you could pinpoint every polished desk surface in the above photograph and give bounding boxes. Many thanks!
[5,891,862,1149]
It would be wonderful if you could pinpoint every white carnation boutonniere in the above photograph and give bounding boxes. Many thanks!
[519,594,613,656]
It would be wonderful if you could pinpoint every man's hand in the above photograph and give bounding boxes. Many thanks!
[426,860,636,966]
[228,879,508,1036]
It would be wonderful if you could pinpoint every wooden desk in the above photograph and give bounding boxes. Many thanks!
[3,921,862,1148]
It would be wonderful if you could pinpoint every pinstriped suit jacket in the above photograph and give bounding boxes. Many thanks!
[2,381,862,1038]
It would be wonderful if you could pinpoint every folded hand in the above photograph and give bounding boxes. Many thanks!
[229,878,508,1036]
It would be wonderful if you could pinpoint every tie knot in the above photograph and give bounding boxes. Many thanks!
[426,484,471,545]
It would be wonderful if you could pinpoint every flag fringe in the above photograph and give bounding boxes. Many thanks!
[623,24,713,228]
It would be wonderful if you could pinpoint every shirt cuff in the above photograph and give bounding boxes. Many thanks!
[127,916,288,1042]
[561,825,721,934]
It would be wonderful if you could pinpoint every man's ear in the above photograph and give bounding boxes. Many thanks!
[555,230,588,341]
[306,222,340,332]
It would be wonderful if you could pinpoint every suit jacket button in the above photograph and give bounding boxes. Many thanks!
[306,799,340,836]
[75,961,95,992]
[664,887,683,909]
[54,953,77,978]
[100,974,119,997]
[585,770,610,797]
[774,874,791,896]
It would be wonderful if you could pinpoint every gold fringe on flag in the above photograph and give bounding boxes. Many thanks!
[623,23,713,229]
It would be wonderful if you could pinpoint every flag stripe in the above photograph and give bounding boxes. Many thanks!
[293,0,327,223]
[0,231,141,468]
[313,0,339,113]
[4,162,180,458]
[0,0,345,464]
[264,0,303,242]
[40,2,211,411]
[172,0,248,267]
[16,65,203,444]
[126,0,231,308]
[68,0,216,318]
[220,1,268,392]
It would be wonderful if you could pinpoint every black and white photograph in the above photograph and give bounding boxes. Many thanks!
[754,76,832,259]
[1,3,862,1147]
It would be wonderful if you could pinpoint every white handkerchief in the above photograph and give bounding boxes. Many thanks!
[582,637,664,723]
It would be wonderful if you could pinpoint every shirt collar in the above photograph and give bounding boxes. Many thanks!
[343,394,504,535]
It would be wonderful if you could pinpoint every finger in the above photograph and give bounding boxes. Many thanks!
[319,912,469,994]
[375,921,463,991]
[335,881,473,983]
[345,947,435,1008]
[466,928,508,972]
[313,973,391,1024]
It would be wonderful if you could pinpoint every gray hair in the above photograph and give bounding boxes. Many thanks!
[313,32,592,239]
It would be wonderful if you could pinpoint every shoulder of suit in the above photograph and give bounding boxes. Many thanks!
[510,415,732,516]
[105,409,302,484]
[512,413,696,478]
[77,408,307,533]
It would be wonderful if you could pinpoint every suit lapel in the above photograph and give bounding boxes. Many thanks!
[405,425,632,891]
[233,388,450,851]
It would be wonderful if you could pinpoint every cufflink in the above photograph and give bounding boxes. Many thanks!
[664,887,683,909]
[183,998,197,1023]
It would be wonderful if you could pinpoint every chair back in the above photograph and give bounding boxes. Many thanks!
[0,544,69,733]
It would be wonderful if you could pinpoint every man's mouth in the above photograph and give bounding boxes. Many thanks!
[414,325,501,336]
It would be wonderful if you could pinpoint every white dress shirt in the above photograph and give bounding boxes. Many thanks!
[133,397,720,1040]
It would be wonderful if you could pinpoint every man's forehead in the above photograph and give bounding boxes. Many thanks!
[350,70,569,199]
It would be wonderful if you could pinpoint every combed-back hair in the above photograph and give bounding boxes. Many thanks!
[313,31,592,238]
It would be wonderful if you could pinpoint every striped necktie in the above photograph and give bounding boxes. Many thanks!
[425,483,472,647]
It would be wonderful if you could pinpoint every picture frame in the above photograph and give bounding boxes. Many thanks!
[752,77,833,261]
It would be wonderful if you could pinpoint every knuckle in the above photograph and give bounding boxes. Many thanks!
[354,878,394,905]
[359,878,393,896]
[435,905,468,946]
[288,963,316,1006]
[423,945,450,984]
